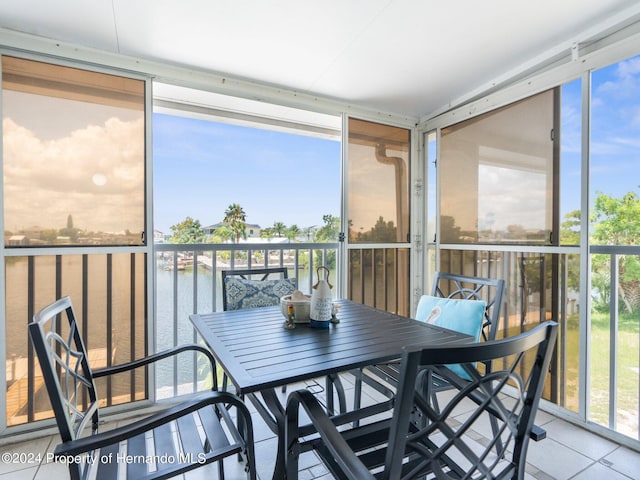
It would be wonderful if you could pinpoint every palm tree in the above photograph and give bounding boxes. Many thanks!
[271,221,286,238]
[210,225,233,243]
[285,224,301,242]
[223,203,247,243]
[303,226,316,241]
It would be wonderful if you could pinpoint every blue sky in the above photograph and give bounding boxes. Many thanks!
[153,114,341,234]
[555,55,640,225]
[590,56,640,200]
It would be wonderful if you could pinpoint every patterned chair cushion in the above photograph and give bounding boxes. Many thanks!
[224,277,297,310]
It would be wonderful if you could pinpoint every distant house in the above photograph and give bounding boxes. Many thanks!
[7,235,28,246]
[153,229,165,243]
[203,222,262,238]
[245,223,261,238]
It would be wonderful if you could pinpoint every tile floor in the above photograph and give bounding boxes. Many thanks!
[1,375,639,480]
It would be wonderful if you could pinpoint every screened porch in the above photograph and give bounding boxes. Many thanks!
[1,2,640,478]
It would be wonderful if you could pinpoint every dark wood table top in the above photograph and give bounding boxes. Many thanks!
[190,299,472,395]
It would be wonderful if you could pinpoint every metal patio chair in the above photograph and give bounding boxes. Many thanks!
[285,321,558,480]
[29,296,256,480]
[354,272,505,412]
[419,272,505,409]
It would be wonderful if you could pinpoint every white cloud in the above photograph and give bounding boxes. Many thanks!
[3,116,144,233]
[617,57,640,77]
[594,56,640,101]
[478,165,549,231]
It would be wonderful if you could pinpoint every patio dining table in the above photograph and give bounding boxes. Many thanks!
[190,299,472,479]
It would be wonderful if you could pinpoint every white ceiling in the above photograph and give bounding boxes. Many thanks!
[1,0,640,120]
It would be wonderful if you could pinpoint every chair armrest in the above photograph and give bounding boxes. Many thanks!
[285,389,375,480]
[93,344,217,389]
[54,390,251,457]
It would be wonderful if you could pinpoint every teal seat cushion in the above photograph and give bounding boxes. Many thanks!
[415,295,486,379]
[224,277,297,310]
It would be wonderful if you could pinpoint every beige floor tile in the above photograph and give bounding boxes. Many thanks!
[542,418,619,460]
[33,459,70,479]
[571,461,634,480]
[254,436,278,480]
[533,407,558,428]
[526,437,593,480]
[1,381,639,480]
[182,456,250,480]
[0,465,36,479]
[0,436,52,476]
[604,446,640,480]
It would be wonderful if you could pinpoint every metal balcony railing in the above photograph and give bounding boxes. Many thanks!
[6,241,638,443]
[589,245,640,439]
[439,246,640,441]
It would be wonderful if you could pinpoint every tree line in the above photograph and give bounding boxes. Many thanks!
[168,203,339,244]
[562,190,640,314]
[167,191,640,314]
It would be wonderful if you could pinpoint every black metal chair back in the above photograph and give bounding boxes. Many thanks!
[355,273,506,413]
[286,321,558,480]
[29,296,99,442]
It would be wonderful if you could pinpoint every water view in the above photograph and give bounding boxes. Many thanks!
[154,251,319,396]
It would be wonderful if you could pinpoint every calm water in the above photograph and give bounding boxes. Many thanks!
[155,267,216,391]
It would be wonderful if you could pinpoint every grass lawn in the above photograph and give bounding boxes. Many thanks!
[588,309,639,438]
[504,309,638,439]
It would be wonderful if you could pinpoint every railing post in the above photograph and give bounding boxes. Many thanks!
[609,253,618,431]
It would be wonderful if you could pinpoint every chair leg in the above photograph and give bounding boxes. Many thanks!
[332,374,347,414]
[285,421,301,480]
[324,374,346,416]
[286,447,300,480]
[530,425,547,441]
